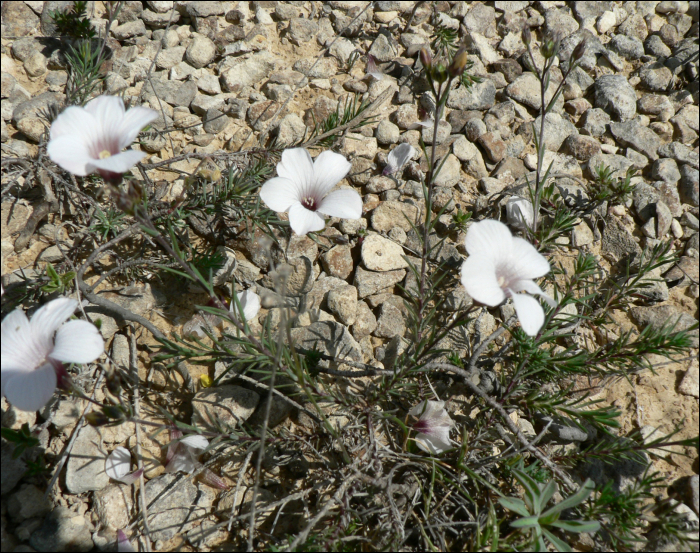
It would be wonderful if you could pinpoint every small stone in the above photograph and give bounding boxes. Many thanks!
[651,158,681,183]
[533,112,578,152]
[506,72,561,111]
[447,79,496,111]
[609,34,645,60]
[478,132,507,163]
[30,507,93,552]
[368,32,398,62]
[326,285,358,325]
[276,113,306,147]
[609,120,661,160]
[376,120,400,145]
[321,245,354,280]
[421,120,452,144]
[594,75,637,121]
[65,424,110,494]
[361,234,407,272]
[580,107,611,137]
[288,18,318,44]
[639,62,675,92]
[112,19,147,39]
[563,134,601,160]
[192,385,260,430]
[630,305,698,347]
[93,484,132,530]
[23,52,47,77]
[342,133,377,159]
[572,222,595,246]
[8,484,52,522]
[371,200,419,232]
[293,57,338,79]
[290,321,362,362]
[464,118,488,142]
[374,301,405,338]
[354,266,406,298]
[601,217,642,264]
[185,35,216,69]
[671,219,684,238]
[203,108,229,134]
[433,154,461,187]
[351,301,377,339]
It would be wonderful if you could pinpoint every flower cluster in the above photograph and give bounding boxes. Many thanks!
[1,297,104,412]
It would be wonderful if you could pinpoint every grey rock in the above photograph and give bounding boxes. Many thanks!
[293,57,338,79]
[120,0,144,21]
[638,94,676,121]
[374,302,406,338]
[506,72,561,111]
[144,79,197,107]
[351,301,377,339]
[1,439,26,496]
[361,234,407,271]
[421,120,452,144]
[594,75,637,121]
[321,245,354,280]
[65,424,109,494]
[652,158,682,183]
[689,474,699,514]
[630,305,699,347]
[371,200,419,232]
[4,1,40,36]
[464,118,488,142]
[203,108,229,134]
[368,32,398,62]
[276,113,306,147]
[645,34,673,57]
[144,474,214,542]
[609,120,661,160]
[651,180,683,217]
[221,52,279,93]
[533,112,578,152]
[12,92,62,127]
[196,73,222,95]
[186,1,226,17]
[609,34,645,60]
[634,183,662,222]
[327,285,358,325]
[446,79,496,111]
[141,8,180,27]
[490,58,523,83]
[545,7,580,38]
[602,217,642,264]
[290,321,363,363]
[7,484,52,522]
[433,153,461,186]
[464,3,497,36]
[563,134,601,160]
[354,266,406,298]
[658,142,699,168]
[185,36,216,69]
[192,385,260,430]
[619,13,649,41]
[288,18,318,45]
[30,507,93,552]
[639,62,675,92]
[478,132,507,163]
[539,415,590,442]
[93,484,133,530]
[375,120,400,145]
[657,201,674,237]
[580,107,611,137]
[112,19,147,39]
[679,165,699,206]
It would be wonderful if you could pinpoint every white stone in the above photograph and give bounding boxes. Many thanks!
[361,234,408,272]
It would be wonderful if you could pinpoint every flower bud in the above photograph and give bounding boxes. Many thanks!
[419,47,432,69]
[433,62,448,83]
[449,48,468,78]
[540,32,561,59]
[572,39,586,61]
[522,26,532,46]
[86,411,110,427]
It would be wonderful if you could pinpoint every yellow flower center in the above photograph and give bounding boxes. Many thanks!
[99,150,112,159]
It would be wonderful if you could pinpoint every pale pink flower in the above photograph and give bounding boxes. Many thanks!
[383,143,416,176]
[460,219,556,337]
[105,446,143,485]
[364,54,384,80]
[117,530,136,552]
[506,197,534,231]
[165,427,210,474]
[47,95,157,182]
[1,297,104,411]
[230,289,261,322]
[260,148,362,236]
[410,400,455,454]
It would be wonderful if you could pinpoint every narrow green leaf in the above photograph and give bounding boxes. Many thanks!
[550,520,601,534]
[542,528,572,552]
[510,516,540,529]
[498,497,530,517]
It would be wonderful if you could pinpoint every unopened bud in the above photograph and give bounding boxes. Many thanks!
[433,62,448,83]
[86,411,110,427]
[103,405,125,421]
[419,47,432,69]
[572,40,586,62]
[449,48,468,78]
[522,26,532,46]
[540,32,561,59]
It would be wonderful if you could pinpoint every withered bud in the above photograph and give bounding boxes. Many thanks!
[103,405,126,421]
[105,368,122,397]
[522,26,532,46]
[449,48,468,78]
[572,39,586,61]
[113,180,144,216]
[419,47,432,69]
[540,32,561,59]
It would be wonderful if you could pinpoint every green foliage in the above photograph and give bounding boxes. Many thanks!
[308,94,379,148]
[499,470,600,552]
[451,208,472,232]
[1,424,40,459]
[41,263,75,294]
[91,206,127,240]
[50,1,96,39]
[593,165,638,205]
[64,37,109,106]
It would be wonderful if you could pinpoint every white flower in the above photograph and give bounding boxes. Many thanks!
[383,143,416,176]
[165,429,209,474]
[260,148,362,236]
[230,289,261,321]
[409,400,455,454]
[364,54,384,80]
[460,219,556,337]
[506,197,534,231]
[47,95,157,182]
[105,446,143,485]
[117,530,136,553]
[1,297,104,411]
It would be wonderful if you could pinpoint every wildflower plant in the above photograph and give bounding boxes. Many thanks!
[2,9,698,553]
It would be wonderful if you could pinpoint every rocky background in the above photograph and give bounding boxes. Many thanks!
[1,1,699,551]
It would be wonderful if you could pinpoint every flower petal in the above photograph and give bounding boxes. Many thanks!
[316,188,363,220]
[415,432,453,455]
[118,106,158,150]
[3,363,57,412]
[276,148,314,195]
[1,308,42,375]
[259,177,302,212]
[384,143,416,175]
[87,150,146,175]
[117,530,136,553]
[506,197,534,230]
[49,105,97,142]
[510,292,545,336]
[460,255,506,306]
[164,447,199,474]
[239,289,261,321]
[51,319,104,364]
[105,446,132,481]
[312,150,352,198]
[509,237,551,280]
[180,434,209,450]
[288,203,326,235]
[512,280,557,308]
[47,135,93,176]
[30,297,78,356]
[464,219,514,266]
[84,95,125,142]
